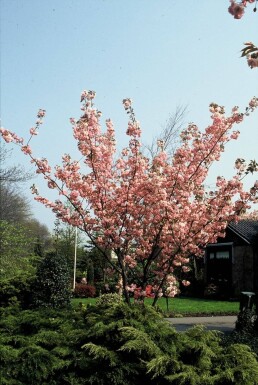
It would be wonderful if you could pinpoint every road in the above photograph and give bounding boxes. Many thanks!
[166,315,237,333]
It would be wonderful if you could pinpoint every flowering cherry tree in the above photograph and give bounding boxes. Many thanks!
[228,0,258,68]
[1,91,258,304]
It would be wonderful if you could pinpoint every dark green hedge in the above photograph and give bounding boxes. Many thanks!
[1,296,258,385]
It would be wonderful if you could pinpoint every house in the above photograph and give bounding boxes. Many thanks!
[205,220,258,298]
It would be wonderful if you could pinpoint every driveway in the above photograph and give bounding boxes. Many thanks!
[167,315,237,333]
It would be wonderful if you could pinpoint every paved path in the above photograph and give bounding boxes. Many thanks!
[166,315,237,333]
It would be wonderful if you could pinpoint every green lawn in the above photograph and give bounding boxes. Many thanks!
[72,296,240,316]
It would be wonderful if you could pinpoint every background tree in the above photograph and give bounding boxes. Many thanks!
[0,184,32,223]
[53,218,86,281]
[0,143,33,222]
[25,218,52,257]
[0,142,52,288]
[143,105,187,159]
[0,143,33,184]
[0,220,37,279]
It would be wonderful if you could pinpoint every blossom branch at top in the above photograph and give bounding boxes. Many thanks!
[241,42,258,68]
[1,90,258,304]
[228,0,257,19]
[228,0,258,68]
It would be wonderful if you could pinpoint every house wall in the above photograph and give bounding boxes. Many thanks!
[232,245,254,295]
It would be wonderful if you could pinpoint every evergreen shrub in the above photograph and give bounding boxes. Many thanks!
[81,300,258,385]
[0,272,34,308]
[235,309,257,333]
[32,252,71,308]
[1,296,258,384]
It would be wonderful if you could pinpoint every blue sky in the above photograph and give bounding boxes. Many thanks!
[1,0,258,230]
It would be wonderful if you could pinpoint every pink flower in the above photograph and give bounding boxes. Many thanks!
[230,130,240,139]
[21,145,32,155]
[1,131,13,143]
[47,180,56,189]
[249,97,258,108]
[30,184,39,195]
[122,98,132,110]
[247,57,258,69]
[70,190,79,200]
[242,0,255,4]
[30,127,38,136]
[37,109,46,118]
[228,0,245,19]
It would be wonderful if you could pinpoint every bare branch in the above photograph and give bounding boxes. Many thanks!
[143,105,187,159]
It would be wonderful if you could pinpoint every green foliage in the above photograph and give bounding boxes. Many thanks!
[0,307,87,385]
[53,219,85,271]
[0,271,35,308]
[80,299,173,385]
[86,260,94,284]
[33,252,71,308]
[80,297,258,385]
[71,296,239,316]
[235,309,257,333]
[96,292,123,306]
[147,326,258,385]
[1,298,258,384]
[0,220,36,279]
[214,343,258,385]
[223,330,258,358]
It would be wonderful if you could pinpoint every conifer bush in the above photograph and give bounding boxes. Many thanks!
[1,297,258,384]
[0,271,34,308]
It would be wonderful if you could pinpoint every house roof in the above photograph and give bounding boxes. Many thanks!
[228,220,258,244]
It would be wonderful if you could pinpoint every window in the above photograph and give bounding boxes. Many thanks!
[216,251,230,259]
[206,244,232,288]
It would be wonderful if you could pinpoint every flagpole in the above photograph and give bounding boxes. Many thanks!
[73,227,78,290]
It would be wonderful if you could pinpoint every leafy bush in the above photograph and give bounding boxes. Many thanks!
[0,220,36,279]
[223,331,258,358]
[0,272,35,308]
[73,283,96,298]
[32,252,71,308]
[235,309,257,333]
[96,292,123,306]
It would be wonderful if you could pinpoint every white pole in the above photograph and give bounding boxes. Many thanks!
[73,227,78,290]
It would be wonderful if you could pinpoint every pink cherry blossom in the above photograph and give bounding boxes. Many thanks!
[122,98,132,110]
[247,57,258,68]
[228,0,245,19]
[29,127,38,136]
[21,145,32,155]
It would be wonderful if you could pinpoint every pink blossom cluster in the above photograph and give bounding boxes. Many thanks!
[228,0,255,19]
[0,128,24,144]
[164,275,180,298]
[1,90,258,302]
[228,1,258,69]
[247,55,258,69]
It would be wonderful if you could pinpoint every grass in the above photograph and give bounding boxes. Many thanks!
[71,296,240,317]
